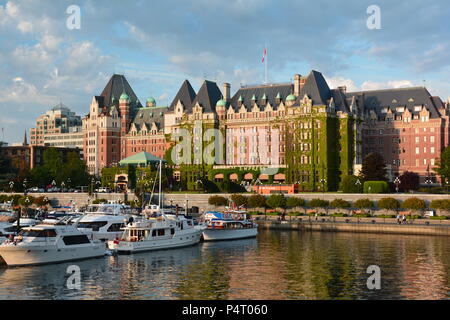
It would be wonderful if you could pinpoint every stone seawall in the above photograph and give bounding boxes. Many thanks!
[2,192,450,212]
[163,193,450,213]
[257,220,450,237]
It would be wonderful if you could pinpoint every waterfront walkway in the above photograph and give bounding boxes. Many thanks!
[256,216,450,236]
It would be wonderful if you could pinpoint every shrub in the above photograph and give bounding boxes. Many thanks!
[18,196,35,206]
[377,214,396,218]
[340,175,363,193]
[330,198,351,209]
[430,199,450,210]
[34,196,50,207]
[354,198,374,209]
[308,198,329,208]
[286,197,306,208]
[363,181,389,194]
[402,197,426,210]
[93,198,108,204]
[208,195,228,207]
[230,194,248,207]
[398,171,420,191]
[377,197,400,211]
[266,194,287,209]
[331,213,348,217]
[247,194,267,208]
[430,216,448,220]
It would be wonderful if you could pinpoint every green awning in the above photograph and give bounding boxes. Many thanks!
[119,152,166,166]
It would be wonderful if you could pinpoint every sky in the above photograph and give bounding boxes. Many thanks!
[1,0,450,143]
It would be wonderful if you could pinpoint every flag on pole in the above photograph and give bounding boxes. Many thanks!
[262,48,267,63]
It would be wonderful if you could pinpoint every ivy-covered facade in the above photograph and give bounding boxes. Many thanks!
[163,70,360,192]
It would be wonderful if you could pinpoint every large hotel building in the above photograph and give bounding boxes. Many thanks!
[29,71,450,190]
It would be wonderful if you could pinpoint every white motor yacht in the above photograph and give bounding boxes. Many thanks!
[77,203,135,242]
[201,211,258,241]
[0,221,105,266]
[107,214,204,254]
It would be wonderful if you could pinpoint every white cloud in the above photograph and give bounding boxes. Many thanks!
[325,76,359,92]
[361,80,414,91]
[17,20,32,33]
[0,77,55,105]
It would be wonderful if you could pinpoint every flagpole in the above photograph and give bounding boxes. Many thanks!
[265,44,268,84]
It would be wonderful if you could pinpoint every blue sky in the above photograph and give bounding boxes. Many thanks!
[1,0,450,143]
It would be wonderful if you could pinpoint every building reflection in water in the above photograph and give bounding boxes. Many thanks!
[0,230,449,300]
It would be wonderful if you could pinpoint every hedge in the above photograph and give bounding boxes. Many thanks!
[363,181,389,194]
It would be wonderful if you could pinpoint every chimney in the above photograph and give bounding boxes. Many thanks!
[294,74,301,96]
[223,83,230,101]
[338,86,347,93]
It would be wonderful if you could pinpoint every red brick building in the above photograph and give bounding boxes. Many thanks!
[83,75,167,175]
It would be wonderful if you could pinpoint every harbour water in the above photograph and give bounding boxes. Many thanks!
[0,229,449,300]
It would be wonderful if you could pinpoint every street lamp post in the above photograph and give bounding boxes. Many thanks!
[320,178,326,196]
[425,177,432,192]
[355,179,362,192]
[394,176,401,193]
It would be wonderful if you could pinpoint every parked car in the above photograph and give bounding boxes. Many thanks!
[95,187,110,193]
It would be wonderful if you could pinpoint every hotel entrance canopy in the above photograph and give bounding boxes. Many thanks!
[119,152,166,166]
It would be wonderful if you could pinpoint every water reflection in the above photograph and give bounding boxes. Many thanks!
[0,230,449,300]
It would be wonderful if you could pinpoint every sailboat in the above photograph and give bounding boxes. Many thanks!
[107,160,204,254]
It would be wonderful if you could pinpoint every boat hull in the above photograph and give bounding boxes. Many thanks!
[0,243,105,266]
[108,229,202,254]
[202,227,258,241]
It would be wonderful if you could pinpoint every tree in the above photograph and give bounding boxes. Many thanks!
[230,194,248,207]
[402,197,426,211]
[360,153,387,182]
[247,194,267,209]
[286,197,306,208]
[340,175,363,193]
[399,171,420,192]
[266,194,287,210]
[43,148,64,181]
[354,198,374,209]
[34,196,50,208]
[208,195,228,207]
[377,197,400,212]
[430,199,450,211]
[308,198,329,214]
[434,146,450,183]
[330,198,351,209]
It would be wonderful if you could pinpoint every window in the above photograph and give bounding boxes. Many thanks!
[415,137,419,143]
[62,235,90,245]
[77,221,108,231]
[415,147,420,154]
[19,229,57,237]
[431,147,435,154]
[107,223,124,232]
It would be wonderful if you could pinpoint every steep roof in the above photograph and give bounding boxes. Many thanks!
[169,80,197,111]
[100,74,142,116]
[119,151,166,166]
[132,106,168,131]
[346,87,443,118]
[191,80,223,113]
[297,70,331,106]
[229,83,293,111]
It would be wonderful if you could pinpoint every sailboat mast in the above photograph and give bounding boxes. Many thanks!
[159,160,163,210]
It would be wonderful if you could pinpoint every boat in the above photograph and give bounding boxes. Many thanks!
[107,160,204,253]
[76,203,135,242]
[201,211,258,241]
[0,220,105,266]
[107,213,204,253]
